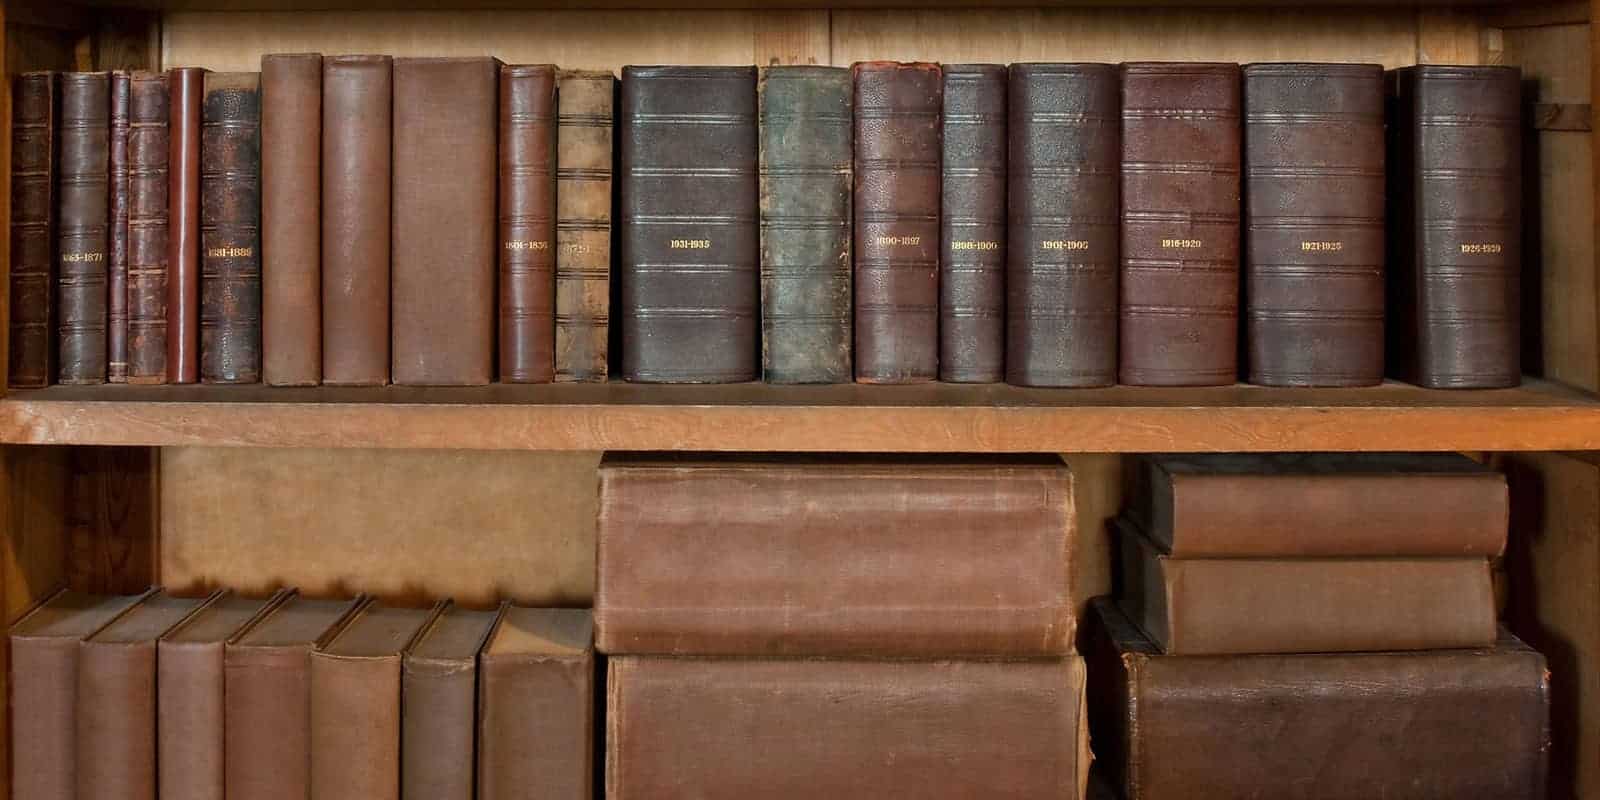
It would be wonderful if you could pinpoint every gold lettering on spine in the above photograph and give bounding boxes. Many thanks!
[669,239,712,250]
[205,246,253,258]
[61,252,106,263]
[951,240,1000,251]
[1161,239,1203,250]
[1301,241,1344,252]
[1041,240,1089,251]
[1460,243,1503,255]
[504,240,550,252]
[874,235,922,247]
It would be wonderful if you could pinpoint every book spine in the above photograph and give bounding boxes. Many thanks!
[478,650,595,800]
[619,66,759,383]
[853,62,941,384]
[58,71,112,385]
[108,72,131,382]
[322,55,392,386]
[128,72,169,384]
[77,642,157,800]
[224,646,312,800]
[168,68,205,384]
[200,71,261,384]
[401,657,478,800]
[554,71,614,382]
[157,641,225,800]
[310,655,401,800]
[9,71,58,388]
[10,637,79,800]
[1120,62,1241,386]
[758,65,853,384]
[261,53,323,386]
[940,64,1006,383]
[500,64,557,383]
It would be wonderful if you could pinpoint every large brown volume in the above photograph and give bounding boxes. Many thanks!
[262,53,323,386]
[500,65,557,383]
[322,55,392,386]
[200,71,262,383]
[478,607,595,800]
[554,70,614,382]
[9,71,59,388]
[108,72,132,382]
[128,71,169,383]
[403,603,500,800]
[59,71,112,385]
[940,64,1005,383]
[167,67,206,384]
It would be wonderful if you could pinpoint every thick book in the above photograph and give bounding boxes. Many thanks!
[78,591,214,800]
[1006,63,1120,387]
[261,53,323,386]
[853,61,941,384]
[108,71,131,382]
[1244,63,1385,387]
[128,71,169,384]
[9,71,58,388]
[10,589,150,800]
[1087,598,1549,800]
[1389,65,1522,388]
[619,65,759,383]
[168,67,206,384]
[940,63,1006,383]
[758,65,853,384]
[500,64,558,383]
[392,57,498,386]
[402,602,501,800]
[1131,452,1508,557]
[59,71,112,385]
[608,656,1090,799]
[200,71,262,384]
[597,454,1075,656]
[478,607,595,800]
[554,70,614,382]
[322,55,392,386]
[1117,518,1498,654]
[1120,62,1241,386]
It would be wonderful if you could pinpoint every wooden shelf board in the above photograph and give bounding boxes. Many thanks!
[1,379,1597,452]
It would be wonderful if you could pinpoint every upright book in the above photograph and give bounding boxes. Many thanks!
[940,63,1006,383]
[168,67,206,384]
[500,64,558,383]
[200,71,262,384]
[262,53,323,386]
[322,55,393,386]
[478,607,595,800]
[554,70,615,382]
[59,71,112,385]
[108,71,132,382]
[9,71,59,388]
[128,71,169,384]
[403,602,501,800]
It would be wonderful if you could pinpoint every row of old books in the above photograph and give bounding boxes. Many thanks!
[10,59,1520,391]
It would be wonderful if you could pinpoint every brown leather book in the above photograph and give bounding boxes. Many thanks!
[1120,62,1241,386]
[322,55,392,386]
[1244,63,1385,387]
[478,606,595,800]
[310,602,440,800]
[500,64,558,383]
[78,591,214,800]
[200,71,262,384]
[10,589,150,800]
[224,593,366,800]
[1087,598,1549,799]
[1131,452,1508,557]
[9,71,59,388]
[261,53,322,386]
[1389,65,1522,389]
[168,67,206,384]
[128,71,169,384]
[940,64,1005,383]
[392,57,499,386]
[554,70,614,382]
[59,71,112,385]
[402,602,500,800]
[1117,518,1498,654]
[597,454,1075,657]
[619,66,758,383]
[608,656,1090,799]
[853,61,941,384]
[108,71,132,382]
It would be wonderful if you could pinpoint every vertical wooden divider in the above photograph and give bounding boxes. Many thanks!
[65,447,159,593]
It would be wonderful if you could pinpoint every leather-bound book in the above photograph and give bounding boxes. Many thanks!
[310,602,439,800]
[500,64,558,383]
[10,589,150,800]
[322,55,392,386]
[608,656,1090,799]
[940,64,1006,383]
[758,65,852,384]
[1006,63,1120,387]
[597,454,1075,656]
[1120,62,1241,386]
[168,67,206,384]
[1131,453,1508,557]
[9,71,59,388]
[554,70,614,382]
[225,593,365,800]
[108,71,132,382]
[392,57,499,386]
[128,71,169,384]
[478,607,595,800]
[1117,518,1497,654]
[1087,598,1549,800]
[58,71,112,385]
[402,602,500,800]
[78,591,214,800]
[261,53,322,386]
[619,66,758,383]
[853,61,941,383]
[200,71,262,384]
[1389,66,1522,388]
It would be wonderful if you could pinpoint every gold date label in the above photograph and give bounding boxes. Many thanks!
[1301,241,1344,252]
[1461,243,1503,255]
[561,242,592,255]
[669,239,712,249]
[207,246,253,258]
[875,235,922,247]
[1042,240,1089,251]
[1161,238,1203,250]
[61,252,104,263]
[505,240,550,252]
[951,240,1000,251]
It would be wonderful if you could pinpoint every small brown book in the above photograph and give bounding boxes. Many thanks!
[108,71,132,383]
[59,71,113,385]
[940,64,1006,384]
[554,70,614,382]
[9,71,59,388]
[200,71,262,384]
[261,53,323,386]
[478,607,595,800]
[500,64,558,383]
[167,67,207,384]
[322,55,393,386]
[128,70,170,384]
[402,602,501,800]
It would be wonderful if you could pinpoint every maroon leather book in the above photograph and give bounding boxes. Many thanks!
[200,72,262,384]
[322,55,392,386]
[108,71,132,383]
[940,64,1005,383]
[128,71,169,384]
[168,67,206,384]
[500,65,557,383]
[9,71,59,388]
[261,53,323,386]
[58,71,112,385]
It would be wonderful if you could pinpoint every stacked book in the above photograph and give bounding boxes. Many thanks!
[1091,453,1551,799]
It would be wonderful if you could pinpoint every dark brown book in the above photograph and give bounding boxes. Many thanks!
[500,64,557,383]
[10,589,150,800]
[940,64,1005,383]
[554,70,614,383]
[478,607,595,800]
[853,61,941,384]
[608,656,1090,799]
[597,454,1075,657]
[108,71,132,382]
[322,55,392,386]
[392,57,498,386]
[262,53,323,386]
[128,71,169,384]
[9,71,59,388]
[1389,65,1522,389]
[1087,598,1549,800]
[168,67,206,384]
[1120,62,1241,386]
[59,71,112,385]
[1006,63,1120,387]
[402,602,500,800]
[200,71,262,384]
[619,65,758,383]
